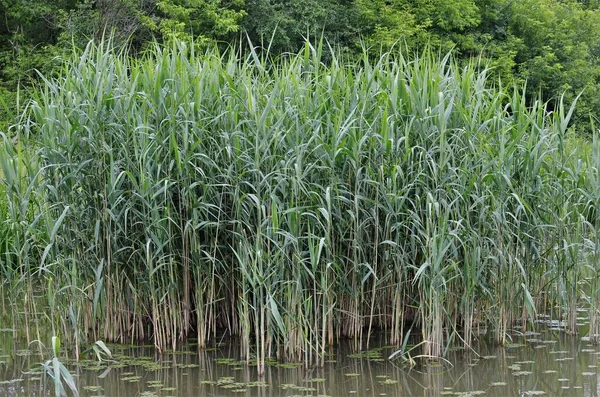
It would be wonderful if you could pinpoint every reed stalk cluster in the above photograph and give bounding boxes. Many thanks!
[1,40,599,372]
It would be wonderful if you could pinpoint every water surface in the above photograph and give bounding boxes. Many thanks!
[1,323,600,396]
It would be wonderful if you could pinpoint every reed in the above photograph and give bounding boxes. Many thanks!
[0,39,596,370]
[41,336,79,397]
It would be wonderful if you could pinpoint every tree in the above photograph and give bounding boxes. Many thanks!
[507,0,600,127]
[355,0,480,50]
[154,0,246,45]
[242,0,361,53]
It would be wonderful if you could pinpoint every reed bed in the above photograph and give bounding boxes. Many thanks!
[0,40,597,372]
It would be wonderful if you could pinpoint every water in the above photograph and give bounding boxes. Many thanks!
[1,325,600,396]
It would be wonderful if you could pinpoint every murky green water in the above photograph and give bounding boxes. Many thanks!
[2,321,600,396]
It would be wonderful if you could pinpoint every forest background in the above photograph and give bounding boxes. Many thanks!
[1,0,600,132]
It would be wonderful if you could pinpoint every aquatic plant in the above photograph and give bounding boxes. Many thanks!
[0,38,595,371]
[42,336,79,397]
[0,165,9,281]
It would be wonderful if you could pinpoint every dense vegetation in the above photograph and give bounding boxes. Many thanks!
[1,40,599,372]
[3,0,600,131]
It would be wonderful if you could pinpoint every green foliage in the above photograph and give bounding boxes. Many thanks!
[2,0,600,131]
[42,336,79,397]
[350,0,600,131]
[0,1,67,124]
[2,40,595,368]
[509,0,600,128]
[155,0,246,45]
[242,0,361,52]
[355,0,480,49]
[54,0,156,48]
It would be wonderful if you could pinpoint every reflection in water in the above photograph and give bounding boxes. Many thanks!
[1,328,600,396]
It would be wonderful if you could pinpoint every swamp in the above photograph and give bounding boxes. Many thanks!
[2,39,600,395]
[3,317,600,396]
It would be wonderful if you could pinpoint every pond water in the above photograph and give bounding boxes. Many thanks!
[1,320,600,396]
